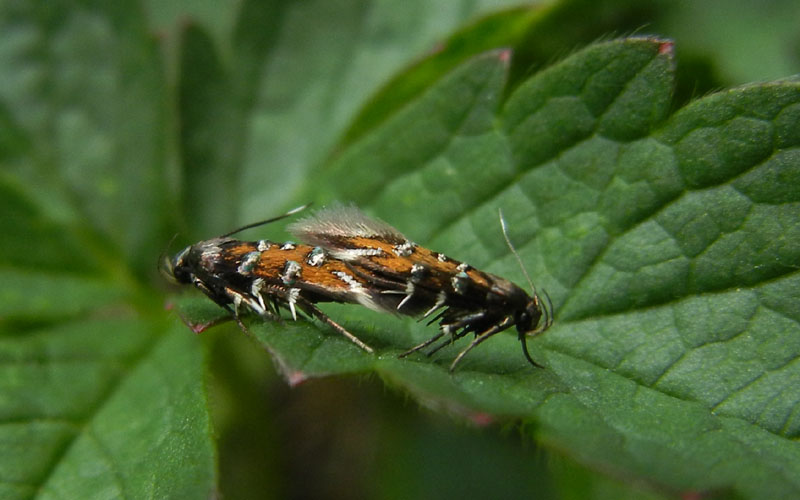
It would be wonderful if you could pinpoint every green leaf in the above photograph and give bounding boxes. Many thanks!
[339,6,541,149]
[0,1,169,274]
[0,319,215,499]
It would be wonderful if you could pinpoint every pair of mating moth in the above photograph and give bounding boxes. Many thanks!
[163,205,551,371]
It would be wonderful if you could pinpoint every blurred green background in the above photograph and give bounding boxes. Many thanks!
[2,0,797,499]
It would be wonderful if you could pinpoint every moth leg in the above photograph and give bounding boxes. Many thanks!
[425,325,472,357]
[421,291,447,319]
[294,296,375,354]
[400,311,484,359]
[250,278,282,321]
[424,309,448,326]
[449,316,514,372]
[286,288,300,320]
[179,279,251,333]
[245,282,372,352]
[224,285,281,322]
[192,278,231,309]
[398,329,445,358]
[248,282,296,324]
[212,286,257,334]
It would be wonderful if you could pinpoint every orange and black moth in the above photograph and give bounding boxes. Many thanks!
[162,205,552,371]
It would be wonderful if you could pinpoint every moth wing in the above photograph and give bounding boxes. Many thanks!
[288,204,408,250]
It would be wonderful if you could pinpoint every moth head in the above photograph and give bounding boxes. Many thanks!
[516,291,552,336]
[160,246,193,285]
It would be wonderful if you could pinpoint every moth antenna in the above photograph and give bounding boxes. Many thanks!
[219,203,312,238]
[499,209,536,296]
[541,290,554,330]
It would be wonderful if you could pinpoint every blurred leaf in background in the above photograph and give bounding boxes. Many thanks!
[0,0,798,499]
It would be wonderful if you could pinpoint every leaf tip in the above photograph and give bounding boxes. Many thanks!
[173,310,220,333]
[287,370,310,387]
[498,48,512,64]
[469,412,495,427]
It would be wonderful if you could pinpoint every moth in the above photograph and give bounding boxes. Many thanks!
[288,205,551,370]
[162,204,551,371]
[161,204,373,353]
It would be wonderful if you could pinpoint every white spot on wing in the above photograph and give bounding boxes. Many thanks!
[393,240,415,257]
[306,247,327,266]
[328,247,384,261]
